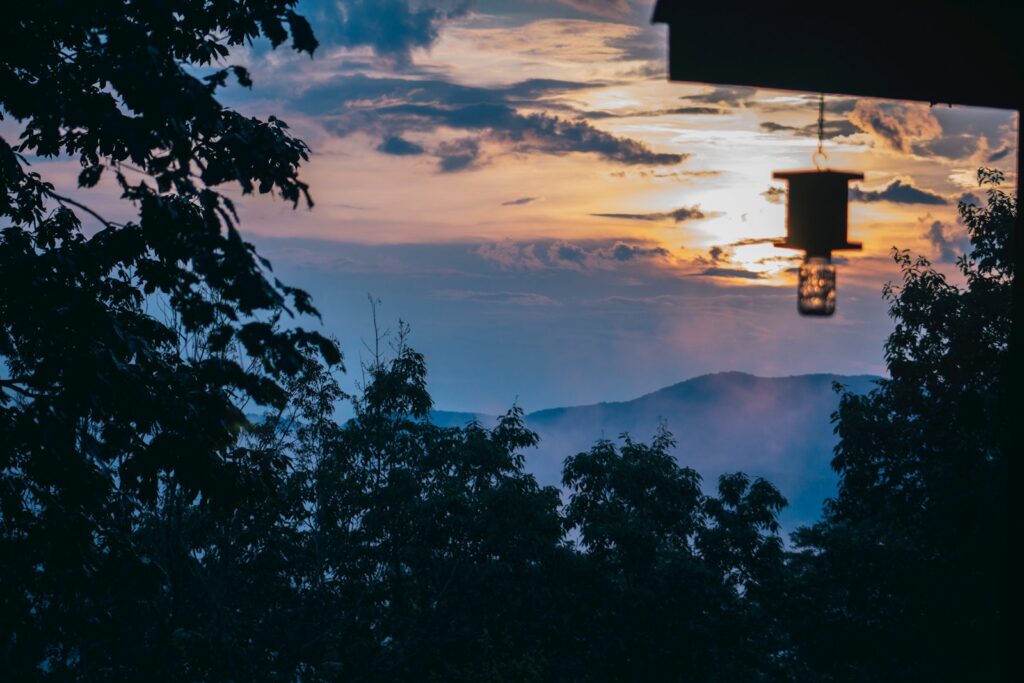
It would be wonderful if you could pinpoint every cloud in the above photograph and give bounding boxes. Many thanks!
[606,242,670,261]
[551,242,588,264]
[298,0,473,63]
[501,196,540,206]
[608,169,720,181]
[694,239,773,273]
[376,135,425,155]
[681,85,757,107]
[757,94,863,117]
[383,104,687,167]
[294,74,593,117]
[697,267,764,280]
[667,106,725,115]
[759,119,862,139]
[591,205,711,222]
[727,237,781,248]
[914,107,1017,161]
[923,219,969,264]
[436,138,481,172]
[558,0,632,19]
[304,74,687,169]
[478,239,674,271]
[552,239,671,266]
[547,240,672,267]
[761,186,785,204]
[475,241,546,270]
[987,144,1012,162]
[691,237,795,275]
[487,109,686,165]
[758,122,799,134]
[957,192,981,208]
[550,240,672,266]
[433,289,562,306]
[849,178,947,205]
[848,101,942,154]
[583,106,724,119]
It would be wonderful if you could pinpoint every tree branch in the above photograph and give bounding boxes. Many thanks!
[47,190,121,229]
[0,378,48,399]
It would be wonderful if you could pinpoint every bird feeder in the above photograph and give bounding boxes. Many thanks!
[772,169,862,316]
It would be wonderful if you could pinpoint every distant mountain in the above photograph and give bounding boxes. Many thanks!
[432,372,881,531]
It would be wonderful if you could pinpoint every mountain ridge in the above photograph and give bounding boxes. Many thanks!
[434,370,880,422]
[432,371,882,531]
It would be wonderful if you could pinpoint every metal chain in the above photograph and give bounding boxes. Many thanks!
[814,93,828,169]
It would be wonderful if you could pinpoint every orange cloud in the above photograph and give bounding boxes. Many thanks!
[849,101,942,153]
[559,1,632,20]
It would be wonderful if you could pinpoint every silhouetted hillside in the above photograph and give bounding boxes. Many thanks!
[433,372,880,529]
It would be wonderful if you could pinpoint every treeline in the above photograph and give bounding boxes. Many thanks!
[2,318,794,681]
[2,169,1012,681]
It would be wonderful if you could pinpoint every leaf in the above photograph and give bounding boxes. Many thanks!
[287,11,319,55]
[232,65,253,88]
[78,164,104,188]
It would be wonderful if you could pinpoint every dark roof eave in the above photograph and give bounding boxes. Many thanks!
[651,0,671,23]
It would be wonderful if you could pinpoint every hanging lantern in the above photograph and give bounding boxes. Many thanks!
[773,169,862,315]
[772,95,862,316]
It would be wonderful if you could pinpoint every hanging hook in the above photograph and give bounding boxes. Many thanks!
[813,93,828,170]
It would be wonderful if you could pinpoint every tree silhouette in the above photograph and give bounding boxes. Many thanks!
[0,2,336,678]
[788,169,1013,682]
[561,430,788,681]
[309,324,568,681]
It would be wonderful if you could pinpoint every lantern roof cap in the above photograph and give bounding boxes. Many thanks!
[773,169,863,181]
[773,238,861,252]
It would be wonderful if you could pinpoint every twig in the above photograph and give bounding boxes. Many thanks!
[47,190,121,229]
[0,378,47,399]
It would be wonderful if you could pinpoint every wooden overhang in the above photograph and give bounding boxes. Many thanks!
[651,0,1023,110]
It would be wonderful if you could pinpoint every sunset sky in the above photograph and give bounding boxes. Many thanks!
[70,1,1024,412]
